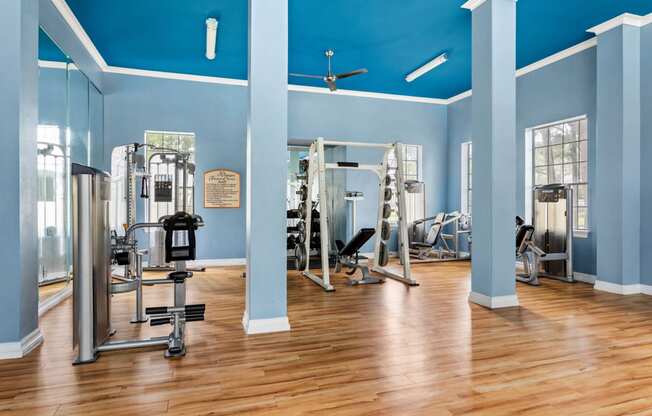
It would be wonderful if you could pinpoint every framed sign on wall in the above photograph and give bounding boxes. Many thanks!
[203,169,241,208]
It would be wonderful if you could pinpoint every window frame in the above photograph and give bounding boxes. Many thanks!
[525,115,590,238]
[144,130,197,223]
[460,141,472,215]
[387,144,423,225]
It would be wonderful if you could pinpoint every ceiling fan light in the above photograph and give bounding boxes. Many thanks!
[205,18,218,60]
[405,53,448,83]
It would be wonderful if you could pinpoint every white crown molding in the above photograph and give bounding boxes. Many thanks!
[38,59,67,70]
[288,84,448,105]
[105,65,249,87]
[587,13,652,35]
[50,0,108,70]
[468,292,519,309]
[242,311,291,335]
[516,38,597,78]
[0,328,43,360]
[446,89,473,105]
[461,0,487,11]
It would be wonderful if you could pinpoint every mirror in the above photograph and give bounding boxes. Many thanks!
[37,27,105,310]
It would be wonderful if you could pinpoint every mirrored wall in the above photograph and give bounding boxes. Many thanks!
[37,28,104,309]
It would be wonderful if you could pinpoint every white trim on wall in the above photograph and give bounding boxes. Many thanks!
[50,0,108,70]
[469,292,519,309]
[105,65,249,87]
[587,12,652,35]
[461,0,487,11]
[242,311,291,335]
[38,284,73,317]
[38,59,68,70]
[288,84,447,105]
[0,328,43,360]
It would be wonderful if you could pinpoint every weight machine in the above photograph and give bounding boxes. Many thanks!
[302,138,418,291]
[72,164,205,364]
[406,211,472,263]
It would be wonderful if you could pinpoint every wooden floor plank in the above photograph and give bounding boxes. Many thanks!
[1,261,652,415]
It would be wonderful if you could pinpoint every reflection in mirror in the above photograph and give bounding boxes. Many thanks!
[38,28,71,307]
[37,27,105,311]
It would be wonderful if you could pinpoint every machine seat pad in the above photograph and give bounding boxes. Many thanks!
[168,271,193,282]
[339,228,376,257]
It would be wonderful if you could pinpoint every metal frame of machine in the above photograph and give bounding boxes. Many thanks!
[72,164,205,364]
[302,138,418,291]
[405,211,472,263]
[515,184,575,285]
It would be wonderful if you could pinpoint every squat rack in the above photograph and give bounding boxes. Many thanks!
[302,138,418,291]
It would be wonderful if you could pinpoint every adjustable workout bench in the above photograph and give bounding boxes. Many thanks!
[335,228,383,286]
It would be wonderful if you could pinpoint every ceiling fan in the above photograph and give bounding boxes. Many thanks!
[290,49,368,92]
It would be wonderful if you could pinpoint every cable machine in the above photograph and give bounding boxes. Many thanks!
[302,138,418,291]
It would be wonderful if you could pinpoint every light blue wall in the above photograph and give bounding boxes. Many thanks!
[641,24,652,286]
[103,74,248,259]
[103,74,448,260]
[447,47,598,275]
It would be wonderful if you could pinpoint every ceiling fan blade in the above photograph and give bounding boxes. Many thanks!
[326,79,337,92]
[335,68,368,80]
[289,73,325,80]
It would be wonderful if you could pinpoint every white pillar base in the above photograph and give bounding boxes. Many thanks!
[469,292,519,309]
[0,328,43,360]
[242,311,290,335]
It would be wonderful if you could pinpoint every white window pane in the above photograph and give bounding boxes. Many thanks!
[580,119,588,141]
[534,129,548,147]
[407,146,418,160]
[563,142,579,164]
[579,140,588,162]
[579,162,588,182]
[576,207,588,229]
[577,184,588,206]
[563,163,579,184]
[405,161,417,176]
[535,166,548,185]
[549,165,563,183]
[564,121,579,143]
[549,126,563,145]
[535,147,548,166]
[549,144,563,165]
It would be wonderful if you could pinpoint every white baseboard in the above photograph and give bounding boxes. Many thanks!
[189,258,247,267]
[469,291,519,309]
[594,280,642,295]
[39,284,72,317]
[574,272,596,284]
[242,311,291,335]
[640,284,652,296]
[0,328,43,360]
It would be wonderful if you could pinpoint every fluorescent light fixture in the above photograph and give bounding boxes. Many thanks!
[205,18,219,60]
[405,53,448,83]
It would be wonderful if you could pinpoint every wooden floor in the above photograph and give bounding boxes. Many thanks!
[2,262,652,415]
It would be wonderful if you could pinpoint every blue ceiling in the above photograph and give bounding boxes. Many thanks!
[39,28,68,62]
[64,0,652,99]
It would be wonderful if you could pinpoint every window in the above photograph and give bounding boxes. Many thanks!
[387,144,423,224]
[529,117,589,232]
[460,142,472,215]
[144,131,196,222]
